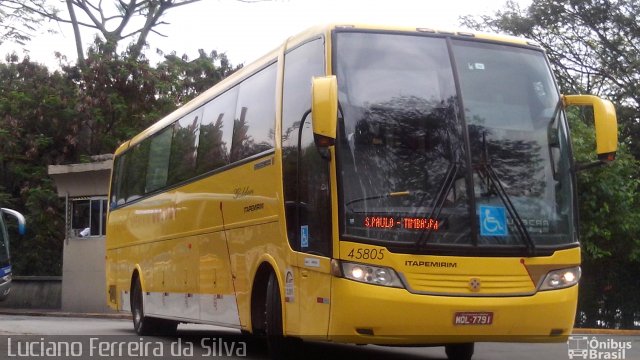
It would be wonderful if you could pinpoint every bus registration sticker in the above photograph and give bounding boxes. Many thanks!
[454,312,493,325]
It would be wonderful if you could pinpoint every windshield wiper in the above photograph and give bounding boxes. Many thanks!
[345,190,426,211]
[477,132,536,256]
[415,161,460,249]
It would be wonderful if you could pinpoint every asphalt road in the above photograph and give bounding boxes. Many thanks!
[0,314,638,360]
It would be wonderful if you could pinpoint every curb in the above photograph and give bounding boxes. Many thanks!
[572,328,640,336]
[0,309,131,320]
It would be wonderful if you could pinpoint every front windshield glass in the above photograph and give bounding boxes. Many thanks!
[453,40,574,247]
[335,31,575,252]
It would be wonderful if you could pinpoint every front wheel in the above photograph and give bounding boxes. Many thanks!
[445,343,474,360]
[265,272,301,359]
[265,272,284,357]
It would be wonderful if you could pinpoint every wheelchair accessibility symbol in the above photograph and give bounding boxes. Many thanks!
[479,205,508,236]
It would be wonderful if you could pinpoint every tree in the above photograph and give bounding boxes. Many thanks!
[460,0,640,157]
[569,111,640,329]
[0,56,77,275]
[155,49,239,106]
[0,42,238,275]
[0,1,45,46]
[65,42,238,155]
[10,0,202,65]
[0,0,242,277]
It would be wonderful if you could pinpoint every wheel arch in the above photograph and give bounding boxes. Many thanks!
[129,264,144,308]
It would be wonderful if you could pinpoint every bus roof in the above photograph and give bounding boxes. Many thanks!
[114,23,538,156]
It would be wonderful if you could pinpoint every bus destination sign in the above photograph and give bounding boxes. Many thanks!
[363,216,440,231]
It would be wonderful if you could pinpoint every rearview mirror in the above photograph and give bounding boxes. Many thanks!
[2,208,26,236]
[563,95,618,162]
[311,76,338,148]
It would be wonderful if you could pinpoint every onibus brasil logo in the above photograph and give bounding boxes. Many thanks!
[567,336,632,359]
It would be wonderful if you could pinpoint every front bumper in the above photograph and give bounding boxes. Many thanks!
[328,277,577,344]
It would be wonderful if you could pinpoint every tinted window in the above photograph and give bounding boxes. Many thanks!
[169,108,202,184]
[111,154,127,207]
[282,39,325,146]
[197,88,238,173]
[230,63,277,162]
[281,39,330,255]
[146,126,173,193]
[111,62,277,208]
[126,142,149,202]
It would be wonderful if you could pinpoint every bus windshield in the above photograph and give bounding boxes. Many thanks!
[335,31,575,253]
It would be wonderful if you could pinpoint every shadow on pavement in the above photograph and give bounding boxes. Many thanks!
[174,327,445,360]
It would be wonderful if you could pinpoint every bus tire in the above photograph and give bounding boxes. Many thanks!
[131,279,178,336]
[131,278,155,336]
[445,343,474,360]
[265,272,300,359]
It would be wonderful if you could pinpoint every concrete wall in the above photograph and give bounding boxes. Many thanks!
[0,276,61,309]
[48,160,113,198]
[61,236,111,313]
[0,231,115,314]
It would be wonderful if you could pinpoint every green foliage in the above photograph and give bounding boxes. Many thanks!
[570,113,640,328]
[156,49,240,106]
[0,57,80,275]
[0,44,237,276]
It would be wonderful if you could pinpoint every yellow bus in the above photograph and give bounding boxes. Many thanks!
[106,24,618,360]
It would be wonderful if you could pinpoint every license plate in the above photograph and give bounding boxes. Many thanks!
[454,312,493,325]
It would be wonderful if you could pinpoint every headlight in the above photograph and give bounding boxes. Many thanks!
[0,274,10,284]
[333,260,404,288]
[539,266,581,291]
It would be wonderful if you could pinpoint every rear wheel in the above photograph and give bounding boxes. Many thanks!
[131,278,154,335]
[445,343,474,360]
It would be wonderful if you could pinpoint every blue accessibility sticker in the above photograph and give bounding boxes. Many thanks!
[300,225,309,248]
[479,205,508,237]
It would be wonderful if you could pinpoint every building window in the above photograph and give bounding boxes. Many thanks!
[71,197,107,238]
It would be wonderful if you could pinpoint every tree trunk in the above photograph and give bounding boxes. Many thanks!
[66,0,85,67]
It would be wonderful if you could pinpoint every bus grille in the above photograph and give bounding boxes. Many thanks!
[401,272,535,296]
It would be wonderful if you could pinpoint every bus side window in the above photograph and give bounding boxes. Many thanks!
[197,87,238,174]
[111,154,128,207]
[126,142,150,203]
[168,108,202,185]
[282,38,331,256]
[230,63,276,163]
